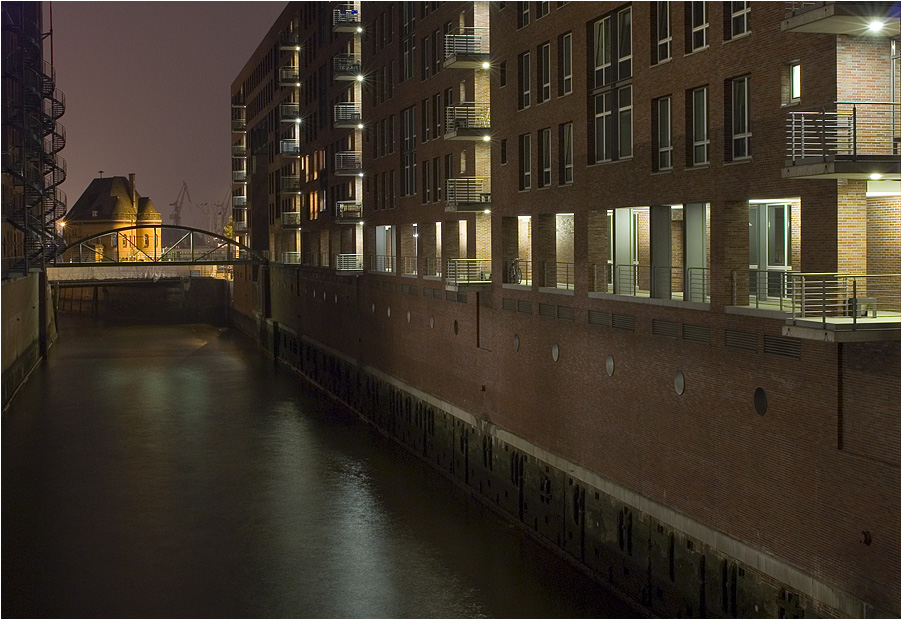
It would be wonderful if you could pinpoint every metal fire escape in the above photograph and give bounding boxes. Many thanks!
[2,2,67,276]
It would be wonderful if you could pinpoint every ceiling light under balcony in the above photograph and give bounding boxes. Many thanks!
[482,135,491,142]
[870,172,883,180]
[481,61,490,69]
[356,75,364,82]
[868,20,884,32]
[358,172,364,177]
[357,123,364,129]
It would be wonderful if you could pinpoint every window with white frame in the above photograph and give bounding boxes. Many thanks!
[689,1,708,51]
[617,85,632,158]
[691,87,708,165]
[731,75,751,159]
[539,42,551,102]
[655,1,671,63]
[593,16,611,88]
[560,122,573,183]
[730,1,750,38]
[517,1,529,28]
[519,133,531,190]
[537,1,549,18]
[401,106,417,194]
[560,33,572,95]
[539,128,551,187]
[656,96,672,170]
[790,62,801,101]
[518,51,531,109]
[594,91,612,162]
[616,7,631,79]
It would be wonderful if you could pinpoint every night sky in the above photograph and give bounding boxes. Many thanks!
[51,1,286,230]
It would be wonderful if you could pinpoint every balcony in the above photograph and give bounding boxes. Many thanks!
[779,272,901,342]
[280,32,300,50]
[231,115,246,132]
[334,102,362,129]
[335,253,364,273]
[333,4,361,33]
[231,144,246,157]
[444,28,490,69]
[335,200,363,223]
[280,103,301,123]
[280,140,302,156]
[279,66,301,87]
[334,151,363,176]
[281,212,302,227]
[234,220,247,233]
[445,258,492,291]
[282,252,302,264]
[784,102,901,179]
[333,54,362,81]
[444,104,491,140]
[781,2,900,35]
[369,254,396,273]
[445,178,491,212]
[280,176,302,192]
[232,196,247,207]
[232,170,247,183]
[588,264,711,304]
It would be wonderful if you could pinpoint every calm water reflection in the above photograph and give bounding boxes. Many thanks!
[3,321,636,618]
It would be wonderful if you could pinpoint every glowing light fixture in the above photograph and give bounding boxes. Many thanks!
[357,123,364,129]
[357,27,363,33]
[868,20,884,32]
[483,209,490,214]
[870,172,883,180]
[481,61,490,69]
[482,135,491,142]
[356,74,364,82]
[358,172,364,178]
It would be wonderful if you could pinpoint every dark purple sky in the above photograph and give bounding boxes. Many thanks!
[52,1,286,229]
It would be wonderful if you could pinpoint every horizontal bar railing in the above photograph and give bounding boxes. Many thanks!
[232,196,247,207]
[335,201,362,219]
[542,261,574,290]
[280,140,301,155]
[333,4,360,26]
[335,151,363,172]
[424,256,442,277]
[369,254,396,273]
[789,272,901,327]
[444,28,488,57]
[446,178,490,206]
[333,54,362,75]
[786,102,900,162]
[445,104,490,131]
[281,212,302,227]
[505,258,533,285]
[282,252,301,264]
[334,102,362,123]
[335,254,364,271]
[400,255,418,275]
[446,258,492,285]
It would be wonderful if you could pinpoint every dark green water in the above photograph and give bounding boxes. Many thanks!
[3,320,636,618]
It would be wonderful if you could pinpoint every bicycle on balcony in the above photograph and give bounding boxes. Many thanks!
[507,258,522,284]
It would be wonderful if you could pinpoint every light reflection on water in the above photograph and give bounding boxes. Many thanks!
[3,322,635,618]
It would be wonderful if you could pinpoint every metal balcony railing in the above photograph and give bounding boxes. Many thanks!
[281,212,302,227]
[445,104,490,131]
[280,66,300,84]
[335,200,362,220]
[232,145,246,156]
[333,54,362,79]
[505,258,533,285]
[424,257,442,277]
[232,196,247,207]
[444,28,488,58]
[333,4,361,28]
[446,258,492,286]
[281,32,300,49]
[232,170,247,182]
[369,254,396,273]
[445,178,490,208]
[400,256,418,275]
[591,264,710,302]
[786,102,900,162]
[335,151,363,174]
[336,253,364,271]
[334,102,362,126]
[280,176,302,192]
[234,221,247,232]
[787,273,901,326]
[231,118,246,131]
[280,103,301,122]
[281,140,302,156]
[745,269,795,310]
[542,261,574,290]
[282,251,302,264]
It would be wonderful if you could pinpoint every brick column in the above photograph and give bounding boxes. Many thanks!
[533,213,556,287]
[709,199,749,309]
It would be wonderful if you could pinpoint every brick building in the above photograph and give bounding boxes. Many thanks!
[231,2,900,616]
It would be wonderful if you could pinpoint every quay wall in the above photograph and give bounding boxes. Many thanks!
[233,264,899,618]
[2,273,56,410]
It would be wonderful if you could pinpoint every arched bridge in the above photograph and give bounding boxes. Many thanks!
[48,224,268,283]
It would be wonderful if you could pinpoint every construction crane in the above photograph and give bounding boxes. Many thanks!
[169,181,191,227]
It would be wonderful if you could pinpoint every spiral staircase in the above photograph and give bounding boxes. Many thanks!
[2,3,67,275]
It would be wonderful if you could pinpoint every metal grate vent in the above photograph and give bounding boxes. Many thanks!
[588,310,610,327]
[681,324,711,345]
[539,303,556,318]
[457,293,468,303]
[612,313,635,331]
[407,285,418,296]
[725,329,758,352]
[763,335,802,359]
[557,305,575,321]
[652,319,679,338]
[502,297,517,312]
[517,300,533,314]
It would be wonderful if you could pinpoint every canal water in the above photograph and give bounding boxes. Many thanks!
[3,320,636,618]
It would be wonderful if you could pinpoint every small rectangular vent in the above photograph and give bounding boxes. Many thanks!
[652,319,679,338]
[457,293,468,303]
[588,310,610,327]
[517,300,532,314]
[539,303,556,318]
[612,313,635,331]
[407,285,418,296]
[725,329,757,352]
[764,335,802,359]
[557,305,575,321]
[681,324,711,345]
[502,298,517,312]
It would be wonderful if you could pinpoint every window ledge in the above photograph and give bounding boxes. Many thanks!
[588,291,710,311]
[423,275,442,281]
[685,45,710,57]
[502,283,532,291]
[652,169,673,176]
[539,286,575,296]
[781,100,801,109]
[724,31,752,43]
[724,158,752,166]
[685,164,710,171]
[650,57,673,68]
